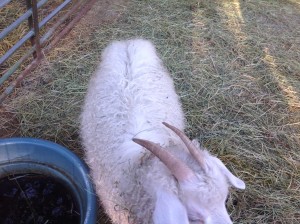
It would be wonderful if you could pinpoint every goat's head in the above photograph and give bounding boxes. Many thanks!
[133,122,245,224]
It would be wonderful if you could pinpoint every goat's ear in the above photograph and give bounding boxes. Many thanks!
[214,157,246,189]
[153,190,189,224]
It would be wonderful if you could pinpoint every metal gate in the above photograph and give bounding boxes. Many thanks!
[0,0,96,103]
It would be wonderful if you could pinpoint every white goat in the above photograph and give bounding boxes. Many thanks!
[80,39,245,224]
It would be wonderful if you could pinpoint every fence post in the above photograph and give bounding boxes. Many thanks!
[0,0,96,103]
[30,0,42,60]
[25,0,36,58]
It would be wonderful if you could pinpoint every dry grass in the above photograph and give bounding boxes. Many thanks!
[1,0,300,223]
[0,0,79,83]
[0,0,29,75]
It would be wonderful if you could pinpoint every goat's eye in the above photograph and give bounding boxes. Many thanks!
[188,215,196,221]
[189,218,204,224]
[188,214,202,222]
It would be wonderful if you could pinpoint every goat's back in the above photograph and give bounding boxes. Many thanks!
[81,39,184,161]
[80,39,185,223]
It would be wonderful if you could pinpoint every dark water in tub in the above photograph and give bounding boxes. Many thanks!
[0,173,80,224]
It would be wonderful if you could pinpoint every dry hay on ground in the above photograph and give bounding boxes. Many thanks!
[0,0,80,92]
[1,0,300,223]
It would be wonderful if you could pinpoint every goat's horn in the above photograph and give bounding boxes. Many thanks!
[132,138,195,181]
[162,122,206,169]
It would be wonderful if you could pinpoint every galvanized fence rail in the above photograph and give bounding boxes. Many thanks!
[0,0,96,103]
